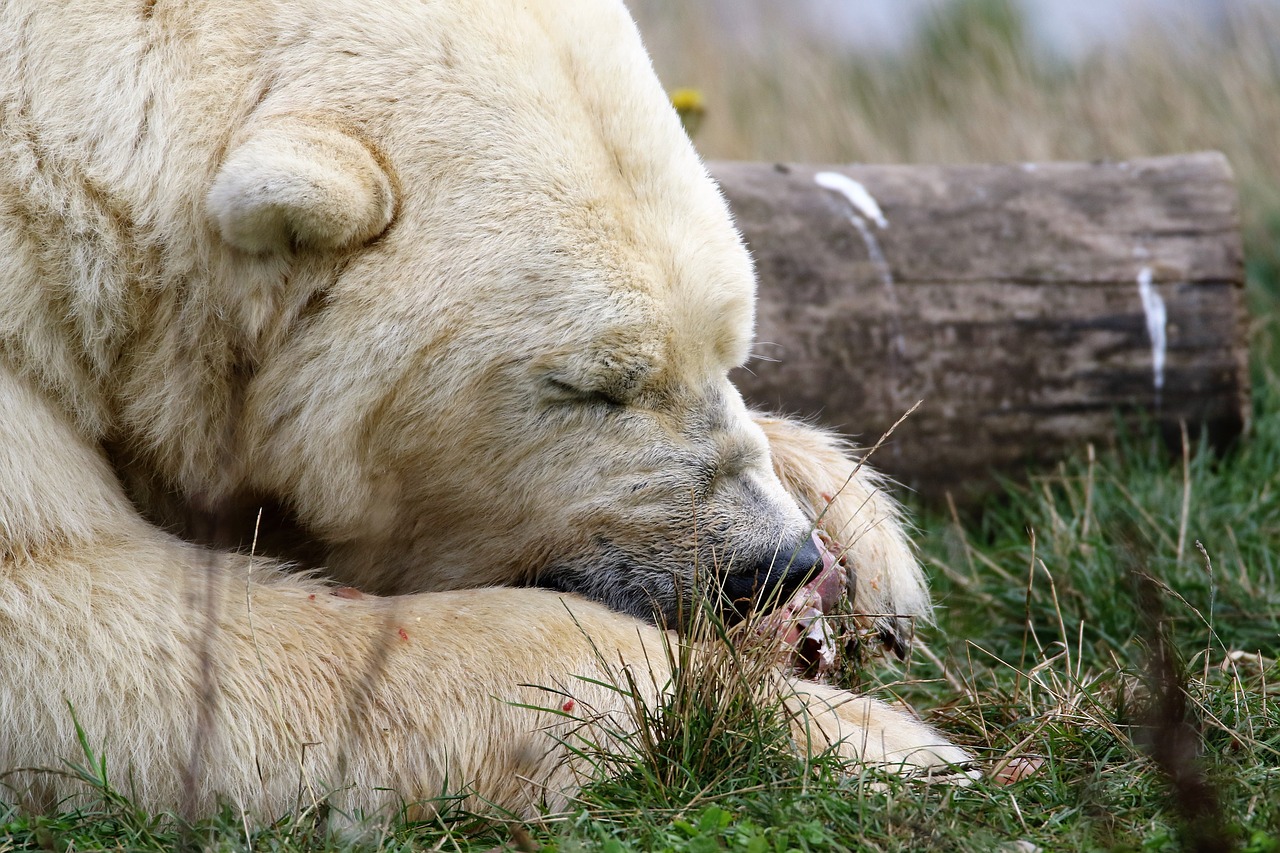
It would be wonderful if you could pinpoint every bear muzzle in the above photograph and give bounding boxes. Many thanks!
[527,532,826,629]
[718,534,824,619]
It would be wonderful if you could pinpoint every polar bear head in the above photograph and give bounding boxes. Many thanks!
[201,0,822,624]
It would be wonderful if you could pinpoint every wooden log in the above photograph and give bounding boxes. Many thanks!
[713,153,1248,502]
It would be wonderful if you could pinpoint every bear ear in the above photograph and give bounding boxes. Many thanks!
[207,117,396,254]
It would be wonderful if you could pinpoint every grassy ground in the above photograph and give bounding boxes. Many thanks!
[4,2,1280,850]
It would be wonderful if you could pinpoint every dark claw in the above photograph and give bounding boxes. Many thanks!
[878,617,912,660]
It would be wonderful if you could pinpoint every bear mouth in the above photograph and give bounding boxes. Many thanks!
[758,529,914,675]
[754,530,849,676]
[528,532,829,630]
[532,530,909,673]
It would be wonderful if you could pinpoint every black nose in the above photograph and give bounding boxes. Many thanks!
[720,536,823,616]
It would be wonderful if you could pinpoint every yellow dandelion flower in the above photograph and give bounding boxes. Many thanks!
[669,88,706,138]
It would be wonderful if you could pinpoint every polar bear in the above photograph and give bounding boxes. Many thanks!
[0,0,960,820]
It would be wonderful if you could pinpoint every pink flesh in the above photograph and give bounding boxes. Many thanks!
[758,530,849,674]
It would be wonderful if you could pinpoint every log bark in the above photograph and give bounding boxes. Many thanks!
[712,153,1248,503]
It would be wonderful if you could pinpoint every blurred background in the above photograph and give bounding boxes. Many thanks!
[630,0,1280,357]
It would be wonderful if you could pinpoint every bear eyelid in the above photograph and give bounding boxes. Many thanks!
[546,377,623,408]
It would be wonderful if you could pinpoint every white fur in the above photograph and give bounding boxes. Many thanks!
[0,0,953,820]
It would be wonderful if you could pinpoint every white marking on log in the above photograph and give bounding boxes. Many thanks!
[849,216,898,298]
[814,171,889,228]
[1137,266,1167,393]
[815,171,905,356]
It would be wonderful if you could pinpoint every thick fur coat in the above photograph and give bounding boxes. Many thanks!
[0,0,961,819]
